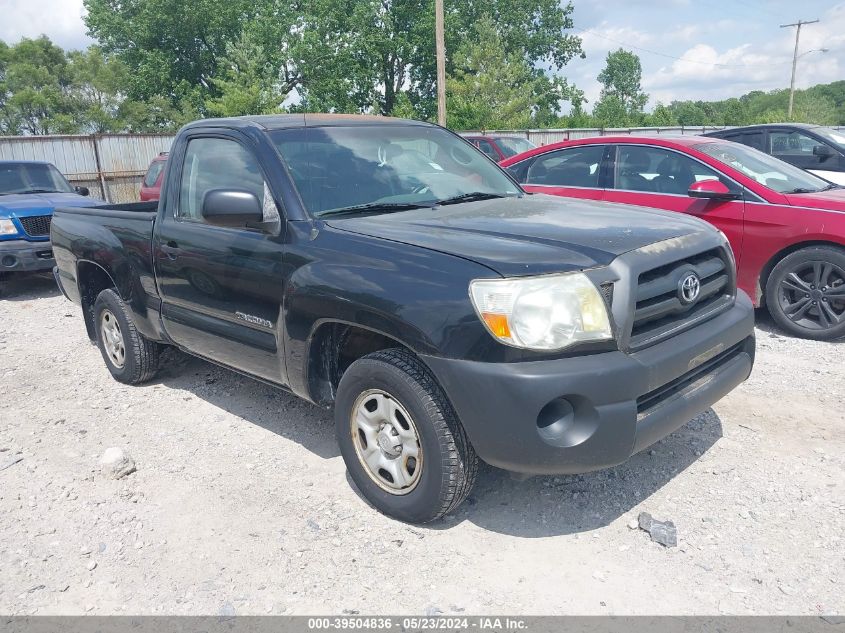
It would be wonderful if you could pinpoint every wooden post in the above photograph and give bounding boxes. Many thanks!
[435,0,447,127]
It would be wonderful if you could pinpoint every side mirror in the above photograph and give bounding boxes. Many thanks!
[201,189,263,227]
[688,180,741,201]
[75,186,90,197]
[813,144,835,160]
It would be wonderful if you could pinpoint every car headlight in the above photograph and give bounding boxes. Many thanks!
[469,272,613,351]
[0,219,19,236]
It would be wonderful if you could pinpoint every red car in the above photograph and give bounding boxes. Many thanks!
[500,136,845,340]
[139,152,168,201]
[463,135,536,162]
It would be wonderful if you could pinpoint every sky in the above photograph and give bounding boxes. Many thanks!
[0,0,843,110]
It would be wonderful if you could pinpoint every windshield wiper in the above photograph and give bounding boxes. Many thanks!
[820,183,842,191]
[436,192,510,205]
[786,187,821,194]
[318,201,437,218]
[17,189,63,194]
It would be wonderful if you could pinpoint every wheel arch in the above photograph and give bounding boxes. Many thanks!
[76,260,120,340]
[305,320,416,407]
[757,240,845,307]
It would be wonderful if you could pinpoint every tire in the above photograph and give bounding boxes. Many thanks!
[93,289,161,384]
[765,246,845,340]
[334,348,478,523]
[0,272,8,298]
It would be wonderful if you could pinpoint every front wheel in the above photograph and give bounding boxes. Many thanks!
[93,289,161,384]
[765,246,845,340]
[334,348,478,523]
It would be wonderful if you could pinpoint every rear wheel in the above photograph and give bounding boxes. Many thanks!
[334,348,478,523]
[93,289,161,384]
[765,246,845,340]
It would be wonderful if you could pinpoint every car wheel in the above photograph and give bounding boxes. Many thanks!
[93,289,161,384]
[334,348,478,523]
[765,246,845,340]
[0,272,8,298]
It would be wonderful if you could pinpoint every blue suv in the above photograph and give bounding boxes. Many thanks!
[0,161,101,296]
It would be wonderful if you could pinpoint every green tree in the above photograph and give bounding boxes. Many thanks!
[446,16,567,130]
[1,36,75,134]
[83,0,256,104]
[205,30,284,117]
[594,48,648,122]
[67,46,130,132]
[644,103,676,127]
[592,94,629,128]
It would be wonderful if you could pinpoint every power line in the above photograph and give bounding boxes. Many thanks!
[573,26,793,69]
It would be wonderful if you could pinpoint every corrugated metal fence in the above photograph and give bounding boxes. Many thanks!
[463,125,845,146]
[0,133,175,203]
[4,126,845,203]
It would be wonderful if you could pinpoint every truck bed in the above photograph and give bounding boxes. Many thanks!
[54,200,158,220]
[51,199,161,342]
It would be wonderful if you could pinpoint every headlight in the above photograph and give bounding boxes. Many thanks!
[469,272,613,351]
[0,219,18,236]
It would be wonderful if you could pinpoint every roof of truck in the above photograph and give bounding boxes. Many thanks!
[182,113,431,132]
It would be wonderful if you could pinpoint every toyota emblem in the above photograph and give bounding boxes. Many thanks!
[679,273,701,305]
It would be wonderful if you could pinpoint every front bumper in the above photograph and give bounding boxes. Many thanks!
[0,239,54,273]
[422,291,755,475]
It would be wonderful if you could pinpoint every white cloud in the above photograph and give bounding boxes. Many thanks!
[0,0,92,50]
[643,4,845,104]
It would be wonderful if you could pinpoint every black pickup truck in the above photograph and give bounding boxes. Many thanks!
[51,114,755,523]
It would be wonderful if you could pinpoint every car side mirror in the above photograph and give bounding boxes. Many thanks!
[75,186,90,196]
[201,189,264,227]
[813,144,835,160]
[688,180,741,201]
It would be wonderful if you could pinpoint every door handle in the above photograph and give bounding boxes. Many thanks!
[161,241,180,260]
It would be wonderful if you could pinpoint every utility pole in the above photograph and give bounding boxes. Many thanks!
[780,19,819,119]
[435,0,447,126]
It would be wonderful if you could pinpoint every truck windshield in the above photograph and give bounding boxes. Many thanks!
[694,141,833,194]
[0,162,75,196]
[269,125,522,217]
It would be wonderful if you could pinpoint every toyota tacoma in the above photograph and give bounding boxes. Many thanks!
[51,114,755,523]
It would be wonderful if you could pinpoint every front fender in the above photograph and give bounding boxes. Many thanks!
[282,223,496,400]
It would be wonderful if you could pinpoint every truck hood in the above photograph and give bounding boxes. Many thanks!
[0,192,101,219]
[326,194,713,276]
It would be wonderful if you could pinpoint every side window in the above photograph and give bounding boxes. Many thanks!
[477,140,500,160]
[143,161,165,187]
[614,146,726,195]
[724,132,764,152]
[769,130,825,166]
[177,137,266,222]
[525,145,604,188]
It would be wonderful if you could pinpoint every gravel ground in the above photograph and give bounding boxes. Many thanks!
[1,273,843,616]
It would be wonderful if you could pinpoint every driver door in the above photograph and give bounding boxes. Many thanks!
[154,132,289,384]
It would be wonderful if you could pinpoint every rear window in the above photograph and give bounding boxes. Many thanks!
[143,160,166,187]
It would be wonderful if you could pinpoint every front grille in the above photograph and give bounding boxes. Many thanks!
[600,282,614,309]
[636,340,747,417]
[18,215,52,237]
[630,248,734,348]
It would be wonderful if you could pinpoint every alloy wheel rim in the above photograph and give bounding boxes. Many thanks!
[778,260,845,330]
[350,389,423,495]
[100,310,126,368]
